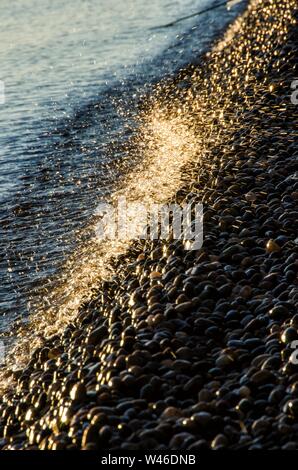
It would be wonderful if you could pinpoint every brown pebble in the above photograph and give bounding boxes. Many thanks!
[266,239,281,253]
[161,407,183,419]
[251,370,276,385]
[149,271,162,279]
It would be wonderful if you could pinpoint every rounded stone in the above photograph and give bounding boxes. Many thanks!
[70,382,87,402]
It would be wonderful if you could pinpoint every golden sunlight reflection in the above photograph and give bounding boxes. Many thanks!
[2,0,294,390]
[0,98,198,387]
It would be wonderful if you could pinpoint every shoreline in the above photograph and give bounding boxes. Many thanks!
[0,0,245,353]
[1,0,297,450]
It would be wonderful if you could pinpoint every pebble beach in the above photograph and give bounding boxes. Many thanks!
[0,0,297,451]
